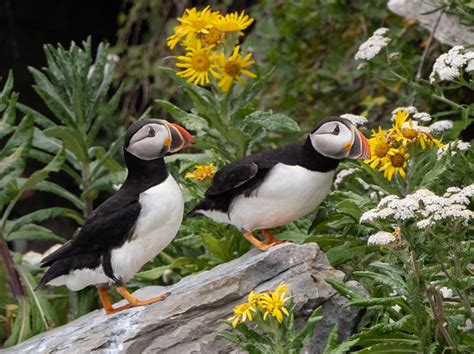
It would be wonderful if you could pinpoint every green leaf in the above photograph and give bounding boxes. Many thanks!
[6,207,83,233]
[29,67,76,127]
[292,306,323,350]
[44,126,88,162]
[18,265,60,330]
[85,171,127,198]
[18,148,65,195]
[134,266,169,281]
[326,240,368,266]
[240,111,300,133]
[201,233,230,262]
[1,114,34,157]
[6,224,66,242]
[34,180,83,210]
[16,103,56,129]
[156,99,210,133]
[326,278,366,301]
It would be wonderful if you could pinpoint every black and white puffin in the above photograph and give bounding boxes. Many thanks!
[189,117,370,251]
[37,119,194,314]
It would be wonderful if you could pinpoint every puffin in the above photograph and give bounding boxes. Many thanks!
[37,119,194,314]
[189,117,370,251]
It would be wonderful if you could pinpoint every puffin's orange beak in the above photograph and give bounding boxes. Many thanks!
[348,127,371,160]
[167,122,195,153]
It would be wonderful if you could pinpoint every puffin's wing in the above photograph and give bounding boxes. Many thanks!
[40,198,141,267]
[206,161,259,196]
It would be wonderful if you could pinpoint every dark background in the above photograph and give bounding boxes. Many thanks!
[0,0,121,112]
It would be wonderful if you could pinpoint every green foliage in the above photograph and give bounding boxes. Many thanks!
[221,303,324,354]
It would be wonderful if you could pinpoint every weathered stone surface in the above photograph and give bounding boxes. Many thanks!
[388,0,474,46]
[2,243,365,354]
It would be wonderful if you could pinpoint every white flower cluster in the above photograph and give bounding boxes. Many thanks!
[340,113,368,126]
[391,106,432,123]
[428,120,453,133]
[360,185,473,228]
[367,231,396,245]
[22,244,62,265]
[355,28,391,61]
[429,45,474,83]
[334,168,359,189]
[437,140,471,159]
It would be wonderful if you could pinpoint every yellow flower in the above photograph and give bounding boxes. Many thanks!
[167,6,220,49]
[176,41,219,85]
[216,46,257,92]
[257,283,290,323]
[217,11,254,33]
[365,127,393,169]
[392,109,443,150]
[185,163,216,181]
[228,291,260,328]
[380,147,410,181]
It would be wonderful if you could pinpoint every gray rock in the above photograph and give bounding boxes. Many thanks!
[2,243,364,354]
[388,0,474,46]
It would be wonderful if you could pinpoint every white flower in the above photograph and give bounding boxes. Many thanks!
[340,113,368,126]
[462,184,474,197]
[428,120,453,133]
[334,168,359,189]
[360,186,473,227]
[391,106,418,121]
[430,46,471,83]
[355,28,391,61]
[367,231,396,245]
[457,141,471,151]
[22,244,62,265]
[416,218,433,229]
[413,112,432,123]
[464,51,474,72]
[437,140,471,159]
[459,319,473,332]
[374,28,389,36]
[438,287,453,298]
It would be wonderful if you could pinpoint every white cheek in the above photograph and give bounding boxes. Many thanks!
[127,137,165,160]
[311,132,352,158]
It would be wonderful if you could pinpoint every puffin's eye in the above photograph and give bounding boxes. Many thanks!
[147,127,155,137]
[332,125,340,135]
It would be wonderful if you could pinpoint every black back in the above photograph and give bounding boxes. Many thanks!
[37,149,169,288]
[189,138,339,216]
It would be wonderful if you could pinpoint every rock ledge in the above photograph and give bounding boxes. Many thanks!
[2,243,364,354]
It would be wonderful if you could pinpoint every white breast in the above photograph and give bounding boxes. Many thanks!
[229,163,335,231]
[111,175,184,282]
[47,175,184,291]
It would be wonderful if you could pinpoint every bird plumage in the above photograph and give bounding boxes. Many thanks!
[37,119,194,314]
[189,117,370,250]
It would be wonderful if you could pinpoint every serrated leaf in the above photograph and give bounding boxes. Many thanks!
[44,126,88,162]
[6,207,83,233]
[6,224,66,242]
[240,111,300,133]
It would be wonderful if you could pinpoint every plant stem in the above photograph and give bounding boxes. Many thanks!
[415,9,444,81]
[0,229,25,298]
[81,162,93,217]
[411,249,456,349]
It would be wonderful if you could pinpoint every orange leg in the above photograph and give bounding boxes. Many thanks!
[98,287,132,315]
[262,229,286,245]
[243,231,275,251]
[116,286,170,306]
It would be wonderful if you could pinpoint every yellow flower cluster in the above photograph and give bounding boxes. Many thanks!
[185,163,216,182]
[228,283,290,328]
[365,110,443,181]
[167,6,256,92]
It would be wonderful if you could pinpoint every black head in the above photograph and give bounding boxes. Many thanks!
[124,119,194,160]
[307,117,370,160]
